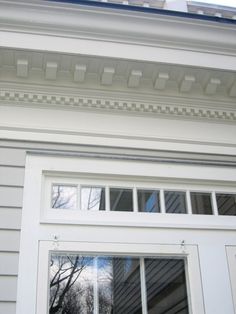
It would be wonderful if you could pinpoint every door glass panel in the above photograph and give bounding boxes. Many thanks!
[49,254,142,314]
[49,254,94,313]
[145,258,189,314]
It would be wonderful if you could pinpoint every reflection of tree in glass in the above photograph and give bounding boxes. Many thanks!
[52,185,77,209]
[81,187,105,211]
[49,255,93,313]
[49,255,113,314]
[98,258,113,313]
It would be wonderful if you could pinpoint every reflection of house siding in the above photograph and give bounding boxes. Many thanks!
[112,258,188,314]
[145,259,188,313]
[113,258,142,313]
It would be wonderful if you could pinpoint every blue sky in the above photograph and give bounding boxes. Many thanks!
[194,0,236,7]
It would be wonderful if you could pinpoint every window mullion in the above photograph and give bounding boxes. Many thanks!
[133,187,138,212]
[211,191,218,216]
[160,189,166,213]
[186,190,192,214]
[105,186,110,211]
[140,257,148,314]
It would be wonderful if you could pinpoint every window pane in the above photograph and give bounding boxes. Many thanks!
[191,192,213,215]
[110,188,133,211]
[81,187,105,211]
[165,191,187,214]
[145,258,189,314]
[217,193,236,216]
[138,190,160,213]
[51,185,77,209]
[113,257,142,313]
[49,253,94,313]
[49,254,142,314]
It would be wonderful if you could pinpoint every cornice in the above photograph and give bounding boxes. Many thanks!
[0,0,236,61]
[1,85,235,123]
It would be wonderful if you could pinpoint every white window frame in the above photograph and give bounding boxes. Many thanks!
[16,153,236,314]
[37,241,204,314]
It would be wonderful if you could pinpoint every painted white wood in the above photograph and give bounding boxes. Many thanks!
[1,105,236,156]
[1,1,236,71]
[36,241,205,314]
[211,192,218,216]
[0,208,21,230]
[154,72,169,90]
[140,257,148,314]
[0,276,17,301]
[159,189,165,213]
[0,187,23,208]
[16,59,28,78]
[0,252,19,275]
[199,244,235,314]
[186,190,192,215]
[45,62,58,80]
[226,246,236,313]
[0,230,20,252]
[38,157,236,229]
[16,154,236,314]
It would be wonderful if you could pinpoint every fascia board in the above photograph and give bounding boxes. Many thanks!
[0,0,236,60]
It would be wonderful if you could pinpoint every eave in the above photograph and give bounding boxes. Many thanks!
[0,0,236,70]
[0,0,235,123]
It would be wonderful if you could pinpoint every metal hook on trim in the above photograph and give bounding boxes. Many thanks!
[181,240,186,253]
[53,234,59,250]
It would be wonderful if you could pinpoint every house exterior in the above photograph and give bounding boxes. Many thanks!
[0,0,236,313]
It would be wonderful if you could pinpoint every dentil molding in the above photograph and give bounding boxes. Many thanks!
[0,87,235,122]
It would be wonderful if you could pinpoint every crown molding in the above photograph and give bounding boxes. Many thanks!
[0,0,236,70]
[1,84,235,123]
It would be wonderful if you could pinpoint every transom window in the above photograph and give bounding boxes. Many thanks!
[48,180,236,216]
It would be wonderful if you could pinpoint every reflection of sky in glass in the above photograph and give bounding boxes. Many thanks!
[49,254,188,314]
[81,187,105,211]
[138,190,160,213]
[51,185,77,209]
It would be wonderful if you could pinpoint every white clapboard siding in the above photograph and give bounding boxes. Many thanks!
[0,208,21,230]
[0,253,19,276]
[0,148,25,167]
[0,167,25,187]
[0,302,16,314]
[0,231,20,252]
[0,276,17,301]
[0,187,23,208]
